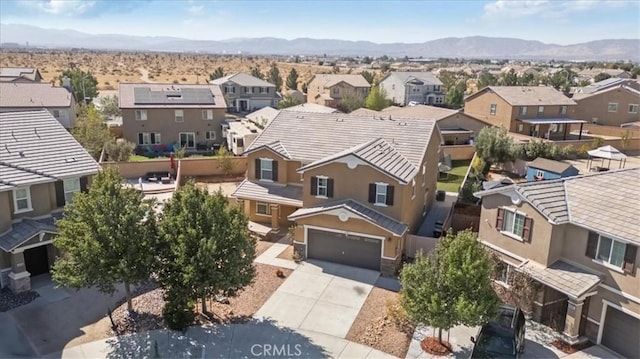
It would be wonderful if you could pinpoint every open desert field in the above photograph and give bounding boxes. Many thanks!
[0,50,377,91]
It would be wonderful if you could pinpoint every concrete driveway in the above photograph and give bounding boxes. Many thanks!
[255,259,380,338]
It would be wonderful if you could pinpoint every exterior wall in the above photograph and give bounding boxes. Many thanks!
[9,183,56,221]
[463,91,513,129]
[121,107,226,147]
[102,157,247,180]
[380,76,407,105]
[0,191,12,233]
[583,288,640,342]
[440,145,476,160]
[438,113,489,137]
[244,199,297,228]
[573,89,640,127]
[220,81,278,112]
[512,104,577,136]
[0,105,76,129]
[307,79,369,107]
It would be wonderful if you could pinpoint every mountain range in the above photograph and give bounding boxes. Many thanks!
[1,23,638,61]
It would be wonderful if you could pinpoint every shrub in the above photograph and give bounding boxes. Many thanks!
[560,145,576,159]
[591,136,603,149]
[386,295,415,334]
[104,139,136,162]
[578,144,591,158]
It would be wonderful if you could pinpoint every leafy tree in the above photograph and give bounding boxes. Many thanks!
[104,139,136,162]
[250,66,264,80]
[217,145,234,176]
[72,105,113,160]
[500,69,518,86]
[278,94,303,109]
[474,126,515,170]
[52,168,158,312]
[593,72,612,82]
[97,94,121,119]
[267,63,283,92]
[156,183,256,326]
[209,67,225,80]
[361,56,373,64]
[361,70,376,85]
[336,89,365,113]
[438,71,457,93]
[364,86,392,111]
[477,72,497,89]
[286,68,299,90]
[400,230,499,344]
[60,68,99,102]
[445,84,464,109]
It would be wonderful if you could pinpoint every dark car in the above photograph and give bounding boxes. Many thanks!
[470,305,526,358]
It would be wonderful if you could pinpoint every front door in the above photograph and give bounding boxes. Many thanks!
[24,245,50,276]
[238,100,248,111]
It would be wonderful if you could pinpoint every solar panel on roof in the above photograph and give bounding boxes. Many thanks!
[133,87,216,105]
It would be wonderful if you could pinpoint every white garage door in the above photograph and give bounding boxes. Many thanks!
[250,99,273,111]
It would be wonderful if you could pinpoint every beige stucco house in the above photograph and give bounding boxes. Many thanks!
[0,82,77,129]
[474,168,639,359]
[231,111,442,276]
[0,110,100,292]
[306,74,370,109]
[571,79,640,127]
[210,72,280,112]
[0,67,43,83]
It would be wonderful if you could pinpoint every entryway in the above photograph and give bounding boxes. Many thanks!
[237,99,248,112]
[24,245,50,276]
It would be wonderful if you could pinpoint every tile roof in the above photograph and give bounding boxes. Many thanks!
[0,110,100,190]
[572,78,636,96]
[311,74,371,88]
[527,157,575,174]
[572,84,640,100]
[0,67,40,82]
[246,106,280,127]
[118,83,226,108]
[472,86,576,106]
[210,72,276,88]
[0,83,73,108]
[383,71,443,86]
[520,260,602,299]
[350,108,381,116]
[285,103,340,113]
[230,180,303,207]
[0,214,60,251]
[380,105,459,120]
[288,199,408,236]
[245,112,438,178]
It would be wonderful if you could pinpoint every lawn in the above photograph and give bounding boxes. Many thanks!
[437,159,472,193]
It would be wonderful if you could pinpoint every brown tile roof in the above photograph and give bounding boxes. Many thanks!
[311,74,371,88]
[118,83,227,109]
[469,86,576,106]
[521,260,602,299]
[527,157,576,174]
[0,83,73,108]
[230,180,303,207]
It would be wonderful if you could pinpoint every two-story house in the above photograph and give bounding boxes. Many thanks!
[379,72,444,106]
[0,82,77,129]
[474,168,639,359]
[306,74,371,109]
[0,67,43,83]
[210,73,279,112]
[464,86,581,141]
[119,83,227,152]
[571,78,640,127]
[0,110,100,292]
[231,111,442,276]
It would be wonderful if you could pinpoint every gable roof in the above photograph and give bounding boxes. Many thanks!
[527,157,575,174]
[118,83,226,109]
[381,71,443,86]
[310,74,371,88]
[572,84,640,100]
[0,83,73,108]
[467,86,576,106]
[0,110,100,191]
[285,103,340,113]
[0,67,41,82]
[0,215,59,252]
[210,72,276,88]
[231,179,303,207]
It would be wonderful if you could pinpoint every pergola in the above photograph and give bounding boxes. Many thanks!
[518,118,587,140]
[587,145,627,171]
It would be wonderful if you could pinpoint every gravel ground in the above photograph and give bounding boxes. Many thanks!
[0,288,39,312]
[346,287,414,358]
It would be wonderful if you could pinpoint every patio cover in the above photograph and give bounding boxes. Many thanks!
[518,118,587,125]
[520,260,602,299]
[587,145,627,160]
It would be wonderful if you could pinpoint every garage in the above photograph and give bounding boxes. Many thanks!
[307,228,381,271]
[250,99,273,111]
[23,245,50,276]
[601,306,640,359]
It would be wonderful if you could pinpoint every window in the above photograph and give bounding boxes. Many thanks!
[490,104,497,116]
[52,110,60,118]
[12,187,32,213]
[63,178,81,203]
[225,86,235,94]
[260,159,273,181]
[519,107,527,116]
[316,176,328,197]
[375,183,388,205]
[138,133,161,145]
[259,87,266,94]
[135,110,147,121]
[629,104,639,114]
[608,103,618,112]
[434,85,441,92]
[559,105,567,115]
[332,87,339,95]
[256,202,271,216]
[537,106,544,116]
[517,123,524,133]
[497,208,532,241]
[179,132,195,148]
[535,170,545,178]
[202,110,213,120]
[495,263,513,286]
[596,236,626,267]
[174,110,184,122]
[205,131,216,140]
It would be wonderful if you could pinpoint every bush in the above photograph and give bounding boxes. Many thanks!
[591,137,603,149]
[578,144,591,158]
[386,295,415,334]
[104,139,136,162]
[560,145,576,159]
[162,291,195,331]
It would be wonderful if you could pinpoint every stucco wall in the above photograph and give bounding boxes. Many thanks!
[573,89,640,127]
[463,92,513,129]
[441,145,476,160]
[102,157,247,180]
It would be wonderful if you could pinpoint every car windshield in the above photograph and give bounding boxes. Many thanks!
[475,331,516,357]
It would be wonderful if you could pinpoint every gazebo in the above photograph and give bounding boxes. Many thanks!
[587,145,627,171]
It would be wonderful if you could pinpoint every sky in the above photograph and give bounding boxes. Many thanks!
[0,0,639,45]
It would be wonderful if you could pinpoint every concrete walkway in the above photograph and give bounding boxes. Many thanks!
[416,192,457,237]
[254,239,299,270]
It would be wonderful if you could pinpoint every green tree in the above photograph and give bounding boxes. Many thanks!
[361,70,376,85]
[209,67,225,80]
[438,71,457,92]
[72,105,113,160]
[445,84,464,109]
[156,183,256,325]
[400,230,499,344]
[267,63,283,92]
[278,94,303,109]
[336,89,365,113]
[477,72,498,89]
[475,126,515,170]
[52,168,157,312]
[286,68,299,90]
[593,72,612,82]
[97,94,121,119]
[500,69,518,86]
[364,86,392,111]
[60,68,99,102]
[250,66,264,80]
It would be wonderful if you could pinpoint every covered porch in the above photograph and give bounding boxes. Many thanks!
[517,118,588,141]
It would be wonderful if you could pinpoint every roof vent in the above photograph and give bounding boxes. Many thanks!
[19,151,25,157]
[336,118,344,122]
[65,157,77,163]
[398,122,408,126]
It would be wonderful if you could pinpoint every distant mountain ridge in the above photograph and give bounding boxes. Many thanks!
[1,23,638,61]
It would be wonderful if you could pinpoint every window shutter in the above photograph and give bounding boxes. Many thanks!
[368,184,376,203]
[80,177,88,193]
[623,244,637,274]
[311,176,318,196]
[327,178,334,198]
[232,87,236,93]
[272,161,278,181]
[386,185,395,206]
[496,208,505,231]
[255,159,261,180]
[585,231,598,258]
[138,133,143,145]
[522,217,533,242]
[55,180,65,207]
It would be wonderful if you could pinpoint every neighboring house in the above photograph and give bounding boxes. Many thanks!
[306,74,370,108]
[464,86,580,140]
[473,168,640,359]
[285,89,306,103]
[210,73,279,112]
[0,110,100,292]
[0,82,77,129]
[525,157,579,182]
[223,119,261,156]
[231,111,442,276]
[0,67,43,82]
[571,83,640,127]
[379,72,444,106]
[119,83,227,152]
[245,103,339,128]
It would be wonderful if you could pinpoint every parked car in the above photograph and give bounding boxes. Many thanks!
[470,305,526,358]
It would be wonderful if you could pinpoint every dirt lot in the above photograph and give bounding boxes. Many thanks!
[346,287,414,358]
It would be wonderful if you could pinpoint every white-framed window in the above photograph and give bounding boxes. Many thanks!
[537,106,544,115]
[202,109,213,120]
[501,208,526,238]
[517,123,524,133]
[174,109,184,122]
[260,87,266,94]
[519,106,527,116]
[411,179,416,199]
[628,104,639,114]
[332,87,339,95]
[138,132,161,145]
[260,159,273,181]
[375,183,388,206]
[12,187,32,213]
[135,110,147,121]
[225,86,235,94]
[316,176,328,198]
[608,103,618,112]
[535,170,545,178]
[256,202,271,216]
[559,105,567,115]
[178,132,195,148]
[63,178,81,203]
[596,235,626,268]
[205,131,216,140]
[489,103,497,116]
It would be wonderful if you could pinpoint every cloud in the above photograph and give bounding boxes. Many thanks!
[26,0,97,15]
[187,5,204,16]
[483,0,637,19]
